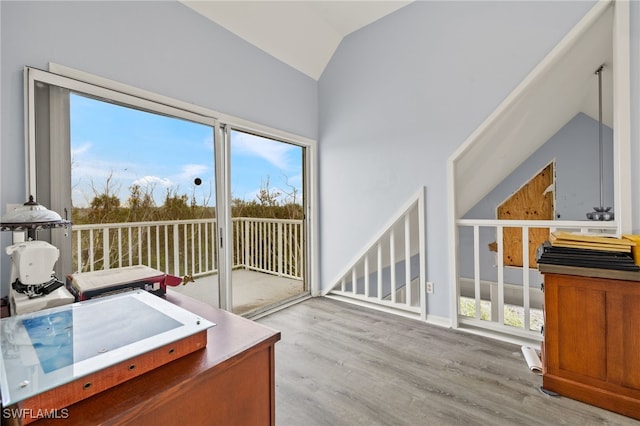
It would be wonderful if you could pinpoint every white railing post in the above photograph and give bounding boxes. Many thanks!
[155,225,160,270]
[404,213,411,306]
[496,225,504,325]
[89,229,95,271]
[76,230,82,272]
[364,255,370,298]
[172,224,179,276]
[244,219,250,269]
[138,226,151,265]
[390,229,396,303]
[377,241,383,301]
[473,225,481,320]
[352,267,357,295]
[278,221,283,276]
[522,226,531,331]
[102,228,110,270]
[181,224,187,275]
[117,228,123,268]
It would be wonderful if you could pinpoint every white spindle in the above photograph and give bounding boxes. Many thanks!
[197,223,202,274]
[473,225,481,320]
[522,226,530,331]
[390,229,396,303]
[352,267,357,295]
[88,229,94,271]
[117,228,123,268]
[155,225,160,270]
[190,223,194,273]
[377,241,382,301]
[146,227,151,267]
[404,214,411,306]
[496,226,504,325]
[102,228,110,270]
[76,230,82,272]
[278,222,283,276]
[364,255,370,298]
[244,220,249,268]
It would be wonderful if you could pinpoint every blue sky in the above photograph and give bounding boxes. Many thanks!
[70,94,303,209]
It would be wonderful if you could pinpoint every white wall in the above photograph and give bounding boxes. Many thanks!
[317,1,614,319]
[632,0,640,235]
[0,1,317,296]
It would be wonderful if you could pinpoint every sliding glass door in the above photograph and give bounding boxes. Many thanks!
[27,68,221,307]
[229,129,308,315]
[25,67,313,315]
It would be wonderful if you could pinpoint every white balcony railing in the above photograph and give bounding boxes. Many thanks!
[72,217,304,281]
[456,219,619,342]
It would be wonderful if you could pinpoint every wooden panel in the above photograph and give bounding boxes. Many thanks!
[543,271,640,420]
[502,226,550,267]
[497,162,553,267]
[556,284,606,380]
[621,295,640,390]
[107,344,274,426]
[19,331,207,425]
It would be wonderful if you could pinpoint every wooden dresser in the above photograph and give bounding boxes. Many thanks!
[540,264,640,420]
[2,290,281,426]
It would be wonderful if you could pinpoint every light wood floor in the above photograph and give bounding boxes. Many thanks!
[257,297,638,426]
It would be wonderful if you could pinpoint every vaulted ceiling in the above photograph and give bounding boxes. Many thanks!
[181,1,412,80]
[453,2,615,217]
[182,1,615,219]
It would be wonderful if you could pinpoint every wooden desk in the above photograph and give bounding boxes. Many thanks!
[3,290,280,425]
[540,264,640,420]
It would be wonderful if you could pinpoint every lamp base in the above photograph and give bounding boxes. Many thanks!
[9,286,75,316]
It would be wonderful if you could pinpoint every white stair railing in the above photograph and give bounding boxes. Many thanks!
[326,188,426,320]
[455,219,618,341]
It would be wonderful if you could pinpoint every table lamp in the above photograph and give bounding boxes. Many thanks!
[1,196,74,315]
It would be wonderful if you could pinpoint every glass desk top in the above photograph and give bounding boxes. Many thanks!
[0,291,214,406]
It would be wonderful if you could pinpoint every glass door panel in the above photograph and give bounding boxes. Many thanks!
[68,93,220,306]
[229,129,307,315]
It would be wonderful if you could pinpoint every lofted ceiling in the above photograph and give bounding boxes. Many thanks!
[181,0,413,80]
[453,1,615,218]
[182,1,611,125]
[181,1,614,219]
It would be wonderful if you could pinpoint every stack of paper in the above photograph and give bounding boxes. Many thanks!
[550,231,635,253]
[537,232,639,271]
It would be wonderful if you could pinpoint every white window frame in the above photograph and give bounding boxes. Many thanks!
[25,64,319,307]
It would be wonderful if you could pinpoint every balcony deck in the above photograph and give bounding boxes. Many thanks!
[169,269,306,316]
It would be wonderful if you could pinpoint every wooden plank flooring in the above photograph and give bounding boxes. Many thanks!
[257,297,637,426]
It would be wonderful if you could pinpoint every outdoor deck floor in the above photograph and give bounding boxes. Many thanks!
[169,269,306,316]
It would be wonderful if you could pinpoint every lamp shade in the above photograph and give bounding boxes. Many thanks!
[0,196,71,231]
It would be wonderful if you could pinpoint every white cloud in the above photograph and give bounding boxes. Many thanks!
[71,142,92,157]
[177,164,208,181]
[132,176,174,188]
[232,133,294,170]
